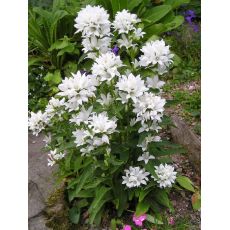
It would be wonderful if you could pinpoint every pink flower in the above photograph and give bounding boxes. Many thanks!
[133,213,147,226]
[168,217,175,225]
[123,225,132,230]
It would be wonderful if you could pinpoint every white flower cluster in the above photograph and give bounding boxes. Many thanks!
[58,71,98,111]
[48,149,65,167]
[122,166,150,188]
[75,5,111,59]
[139,40,174,74]
[154,164,177,188]
[113,9,145,49]
[72,112,117,155]
[92,52,123,82]
[28,111,49,136]
[28,5,177,189]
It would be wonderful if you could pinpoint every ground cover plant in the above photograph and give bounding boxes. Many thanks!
[28,1,200,229]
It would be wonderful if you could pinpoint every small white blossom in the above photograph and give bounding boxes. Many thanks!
[113,10,141,34]
[82,36,111,58]
[48,149,65,167]
[70,106,93,125]
[97,93,113,106]
[137,152,155,164]
[154,164,177,188]
[45,97,65,118]
[117,34,136,49]
[116,73,148,103]
[74,5,110,38]
[88,112,117,134]
[72,128,91,147]
[146,76,165,89]
[139,40,174,74]
[92,52,123,82]
[133,28,145,39]
[43,133,52,146]
[122,166,150,188]
[28,111,49,136]
[137,134,160,152]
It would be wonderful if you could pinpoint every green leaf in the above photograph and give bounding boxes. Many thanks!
[153,189,170,208]
[28,57,43,67]
[165,15,184,31]
[135,200,150,216]
[69,207,80,224]
[139,187,152,202]
[44,70,62,84]
[146,214,163,225]
[164,0,190,9]
[142,5,172,25]
[127,0,143,11]
[144,23,166,37]
[176,176,195,192]
[144,161,158,178]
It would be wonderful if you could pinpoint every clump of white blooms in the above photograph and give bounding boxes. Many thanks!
[28,111,49,136]
[154,164,177,188]
[122,166,150,188]
[48,149,65,167]
[92,52,123,82]
[58,71,98,111]
[116,73,148,103]
[137,152,155,164]
[113,10,141,34]
[28,6,177,191]
[74,5,110,38]
[139,40,174,74]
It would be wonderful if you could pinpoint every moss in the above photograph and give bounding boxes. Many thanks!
[45,185,72,230]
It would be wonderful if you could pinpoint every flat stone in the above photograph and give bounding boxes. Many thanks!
[29,214,50,230]
[28,181,45,219]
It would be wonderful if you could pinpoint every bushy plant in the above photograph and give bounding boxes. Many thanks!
[28,0,190,111]
[28,4,195,228]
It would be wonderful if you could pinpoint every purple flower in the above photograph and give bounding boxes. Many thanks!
[184,9,196,25]
[133,214,147,226]
[168,217,175,225]
[123,225,131,230]
[192,24,199,32]
[111,45,119,55]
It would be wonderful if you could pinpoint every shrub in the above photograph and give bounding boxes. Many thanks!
[28,3,195,228]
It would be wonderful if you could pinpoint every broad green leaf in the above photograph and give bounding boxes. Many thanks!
[144,161,158,178]
[165,15,184,31]
[139,187,152,202]
[127,0,143,11]
[164,0,190,9]
[28,57,43,67]
[153,189,170,208]
[146,214,163,225]
[44,70,62,84]
[135,200,150,216]
[57,45,75,56]
[144,23,166,37]
[69,207,80,224]
[176,176,195,192]
[142,5,172,25]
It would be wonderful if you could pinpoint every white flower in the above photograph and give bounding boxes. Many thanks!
[133,92,166,123]
[72,129,91,147]
[43,133,52,146]
[133,28,145,39]
[97,93,113,106]
[113,10,141,34]
[74,5,110,38]
[139,40,174,74]
[47,149,65,167]
[45,97,65,118]
[132,59,140,69]
[154,164,177,188]
[122,166,150,188]
[58,71,98,111]
[70,106,93,125]
[92,52,123,82]
[82,36,111,56]
[88,112,117,134]
[146,76,165,89]
[138,152,155,164]
[116,73,148,103]
[28,111,49,136]
[117,34,136,49]
[138,122,162,133]
[137,134,160,152]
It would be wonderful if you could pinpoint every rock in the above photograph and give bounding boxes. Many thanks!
[28,181,45,219]
[170,115,201,175]
[29,214,50,230]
